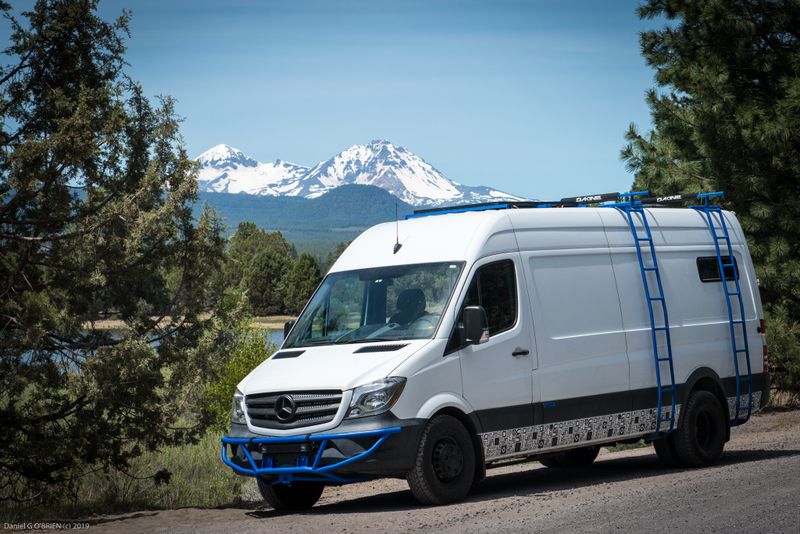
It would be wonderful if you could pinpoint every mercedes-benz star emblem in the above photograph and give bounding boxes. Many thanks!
[275,395,297,423]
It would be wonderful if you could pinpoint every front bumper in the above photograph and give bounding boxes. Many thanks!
[221,415,423,485]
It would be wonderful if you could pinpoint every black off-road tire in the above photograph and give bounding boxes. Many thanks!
[540,445,599,468]
[672,391,727,467]
[257,478,324,511]
[653,434,683,467]
[539,455,562,468]
[406,414,476,505]
[559,445,600,467]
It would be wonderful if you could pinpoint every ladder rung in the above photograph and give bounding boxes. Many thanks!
[643,267,658,271]
[739,376,752,382]
[722,263,734,268]
[735,348,748,353]
[726,292,741,297]
[650,296,665,301]
[731,319,744,324]
[654,326,669,331]
[660,386,676,392]
[637,237,652,242]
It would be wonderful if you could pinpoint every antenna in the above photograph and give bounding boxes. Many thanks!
[393,202,402,254]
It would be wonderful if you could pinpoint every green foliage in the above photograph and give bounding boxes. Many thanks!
[1,433,258,522]
[623,0,800,319]
[222,223,297,315]
[766,306,800,404]
[204,328,276,433]
[243,248,291,315]
[197,184,414,249]
[624,1,800,396]
[285,253,322,314]
[0,0,237,504]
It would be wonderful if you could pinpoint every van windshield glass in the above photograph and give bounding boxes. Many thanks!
[284,262,464,348]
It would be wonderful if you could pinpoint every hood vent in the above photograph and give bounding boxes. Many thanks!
[271,350,305,359]
[354,343,409,354]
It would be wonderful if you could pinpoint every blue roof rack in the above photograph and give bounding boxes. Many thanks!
[407,191,724,219]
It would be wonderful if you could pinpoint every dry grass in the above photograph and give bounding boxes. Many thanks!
[88,316,296,331]
[0,434,260,522]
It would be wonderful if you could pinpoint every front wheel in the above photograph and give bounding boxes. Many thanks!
[406,414,476,505]
[672,391,727,467]
[257,479,324,511]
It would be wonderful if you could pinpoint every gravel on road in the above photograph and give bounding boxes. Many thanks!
[84,410,800,534]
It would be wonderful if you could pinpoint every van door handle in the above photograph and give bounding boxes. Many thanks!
[512,348,530,357]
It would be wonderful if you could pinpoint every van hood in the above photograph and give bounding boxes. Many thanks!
[238,339,431,395]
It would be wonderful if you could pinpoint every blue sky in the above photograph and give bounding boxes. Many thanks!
[8,0,660,200]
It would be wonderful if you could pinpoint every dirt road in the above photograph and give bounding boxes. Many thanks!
[89,410,800,533]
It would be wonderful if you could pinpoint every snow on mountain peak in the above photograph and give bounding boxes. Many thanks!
[197,144,256,168]
[194,141,525,206]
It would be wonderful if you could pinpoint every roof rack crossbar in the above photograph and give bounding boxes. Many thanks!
[406,191,726,219]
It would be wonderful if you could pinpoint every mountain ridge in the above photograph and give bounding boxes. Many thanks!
[197,184,416,257]
[195,140,525,206]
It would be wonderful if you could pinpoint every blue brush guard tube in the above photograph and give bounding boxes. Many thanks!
[221,426,401,485]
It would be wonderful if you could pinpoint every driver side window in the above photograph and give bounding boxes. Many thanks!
[447,259,517,353]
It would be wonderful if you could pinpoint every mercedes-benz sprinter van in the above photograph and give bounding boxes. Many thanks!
[222,195,769,510]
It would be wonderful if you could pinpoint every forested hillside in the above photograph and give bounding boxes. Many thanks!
[197,184,414,256]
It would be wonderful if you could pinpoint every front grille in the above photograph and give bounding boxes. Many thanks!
[245,390,343,430]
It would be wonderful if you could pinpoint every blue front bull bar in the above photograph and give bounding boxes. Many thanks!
[221,426,401,485]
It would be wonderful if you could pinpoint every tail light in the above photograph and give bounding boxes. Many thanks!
[759,318,769,373]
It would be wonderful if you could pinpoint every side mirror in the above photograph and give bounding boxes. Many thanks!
[283,319,296,339]
[463,306,490,345]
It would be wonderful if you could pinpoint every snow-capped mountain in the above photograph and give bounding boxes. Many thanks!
[195,140,524,206]
[196,144,308,195]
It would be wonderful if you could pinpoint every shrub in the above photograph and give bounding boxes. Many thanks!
[766,306,800,407]
[204,328,277,432]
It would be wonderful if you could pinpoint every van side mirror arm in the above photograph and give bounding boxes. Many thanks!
[463,306,490,345]
[284,319,296,339]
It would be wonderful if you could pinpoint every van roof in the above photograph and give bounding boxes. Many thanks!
[329,207,742,274]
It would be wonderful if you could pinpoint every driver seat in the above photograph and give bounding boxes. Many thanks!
[390,289,427,325]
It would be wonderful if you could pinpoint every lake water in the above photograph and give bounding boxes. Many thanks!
[268,330,284,347]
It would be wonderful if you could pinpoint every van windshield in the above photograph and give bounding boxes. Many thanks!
[284,262,464,348]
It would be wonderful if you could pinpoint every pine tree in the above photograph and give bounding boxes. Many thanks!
[622,0,800,320]
[244,249,292,316]
[0,0,231,502]
[285,253,322,314]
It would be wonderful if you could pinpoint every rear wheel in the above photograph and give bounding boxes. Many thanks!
[407,415,476,505]
[653,434,682,467]
[257,479,324,511]
[672,391,727,467]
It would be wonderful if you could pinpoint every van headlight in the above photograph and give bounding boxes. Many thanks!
[231,389,246,424]
[346,377,406,419]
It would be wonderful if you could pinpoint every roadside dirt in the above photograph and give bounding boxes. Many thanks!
[83,410,800,533]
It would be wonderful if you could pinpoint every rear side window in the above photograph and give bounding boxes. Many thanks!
[697,256,739,283]
[447,259,517,352]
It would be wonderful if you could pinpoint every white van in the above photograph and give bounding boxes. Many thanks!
[222,192,769,510]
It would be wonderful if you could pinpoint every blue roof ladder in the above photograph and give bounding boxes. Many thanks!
[605,191,677,437]
[690,192,753,425]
